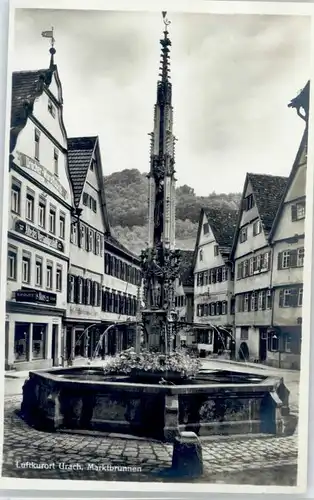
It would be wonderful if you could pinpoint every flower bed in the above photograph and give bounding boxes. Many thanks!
[103,348,201,379]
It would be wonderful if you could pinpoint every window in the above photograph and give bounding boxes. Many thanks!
[11,179,21,214]
[22,253,31,283]
[237,262,243,280]
[268,332,279,352]
[253,219,262,236]
[243,260,248,278]
[7,246,17,280]
[80,224,85,246]
[90,159,95,171]
[222,301,227,315]
[56,266,62,292]
[53,148,59,176]
[34,129,40,160]
[281,251,290,269]
[38,198,46,228]
[242,293,249,312]
[49,207,56,234]
[266,289,272,309]
[35,257,43,287]
[258,290,266,310]
[298,288,303,307]
[210,303,215,316]
[240,327,249,340]
[291,202,305,221]
[83,192,89,206]
[262,252,270,271]
[214,245,219,256]
[25,190,34,222]
[78,277,83,304]
[46,262,53,290]
[95,233,100,255]
[32,324,46,360]
[89,229,94,253]
[85,280,91,305]
[250,292,258,311]
[90,197,97,213]
[203,223,209,235]
[297,248,305,267]
[70,223,78,245]
[199,249,203,261]
[59,213,65,239]
[68,275,75,303]
[48,99,56,118]
[239,227,247,243]
[249,257,254,276]
[14,323,29,362]
[283,334,291,353]
[243,194,254,211]
[283,289,291,307]
[222,267,227,281]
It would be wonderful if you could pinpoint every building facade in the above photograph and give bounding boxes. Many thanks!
[174,250,195,347]
[232,173,288,363]
[267,88,308,369]
[6,59,73,370]
[193,208,237,356]
[65,136,141,363]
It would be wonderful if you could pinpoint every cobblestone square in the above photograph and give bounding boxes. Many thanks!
[1,395,299,485]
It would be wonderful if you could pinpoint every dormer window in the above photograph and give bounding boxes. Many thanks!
[34,129,40,161]
[243,194,254,211]
[48,99,56,118]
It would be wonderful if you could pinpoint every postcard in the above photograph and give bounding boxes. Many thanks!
[0,0,313,495]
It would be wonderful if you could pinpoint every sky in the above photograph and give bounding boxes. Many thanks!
[12,8,310,196]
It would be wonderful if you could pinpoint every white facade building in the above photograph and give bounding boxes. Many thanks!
[6,62,73,370]
[65,136,141,362]
[232,173,287,363]
[193,208,237,356]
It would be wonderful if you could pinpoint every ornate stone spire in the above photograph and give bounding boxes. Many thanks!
[147,11,177,250]
[141,12,180,354]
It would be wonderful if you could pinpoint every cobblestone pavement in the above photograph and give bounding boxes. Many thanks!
[1,396,298,484]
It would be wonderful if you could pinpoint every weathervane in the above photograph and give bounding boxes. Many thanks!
[162,11,171,29]
[41,27,56,67]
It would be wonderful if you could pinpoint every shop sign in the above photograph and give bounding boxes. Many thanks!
[15,289,57,306]
[15,220,64,252]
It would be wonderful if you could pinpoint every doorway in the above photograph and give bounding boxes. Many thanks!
[52,324,59,367]
[259,328,267,362]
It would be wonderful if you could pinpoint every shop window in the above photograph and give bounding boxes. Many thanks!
[32,324,46,359]
[267,332,279,352]
[14,322,29,362]
[75,330,85,357]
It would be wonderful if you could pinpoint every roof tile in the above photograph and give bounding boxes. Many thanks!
[204,207,238,251]
[67,136,98,207]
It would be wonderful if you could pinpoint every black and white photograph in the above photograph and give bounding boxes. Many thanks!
[0,1,312,494]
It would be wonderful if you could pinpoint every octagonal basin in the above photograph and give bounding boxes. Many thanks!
[20,366,298,442]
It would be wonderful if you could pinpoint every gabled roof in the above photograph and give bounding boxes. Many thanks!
[269,127,308,242]
[11,68,53,128]
[204,207,238,250]
[193,207,238,270]
[230,173,288,258]
[10,67,58,153]
[178,250,194,287]
[247,173,288,233]
[67,136,98,207]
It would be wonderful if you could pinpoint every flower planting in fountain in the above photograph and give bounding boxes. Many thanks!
[103,347,201,379]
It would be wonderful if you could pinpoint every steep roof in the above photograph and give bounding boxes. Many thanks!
[67,136,98,207]
[204,207,238,251]
[246,173,288,233]
[11,68,53,128]
[178,250,194,287]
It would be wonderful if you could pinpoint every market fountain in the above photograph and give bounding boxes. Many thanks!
[20,12,297,476]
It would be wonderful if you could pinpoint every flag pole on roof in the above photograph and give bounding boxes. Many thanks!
[41,27,56,68]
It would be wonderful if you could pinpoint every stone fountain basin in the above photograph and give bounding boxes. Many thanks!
[20,366,298,442]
